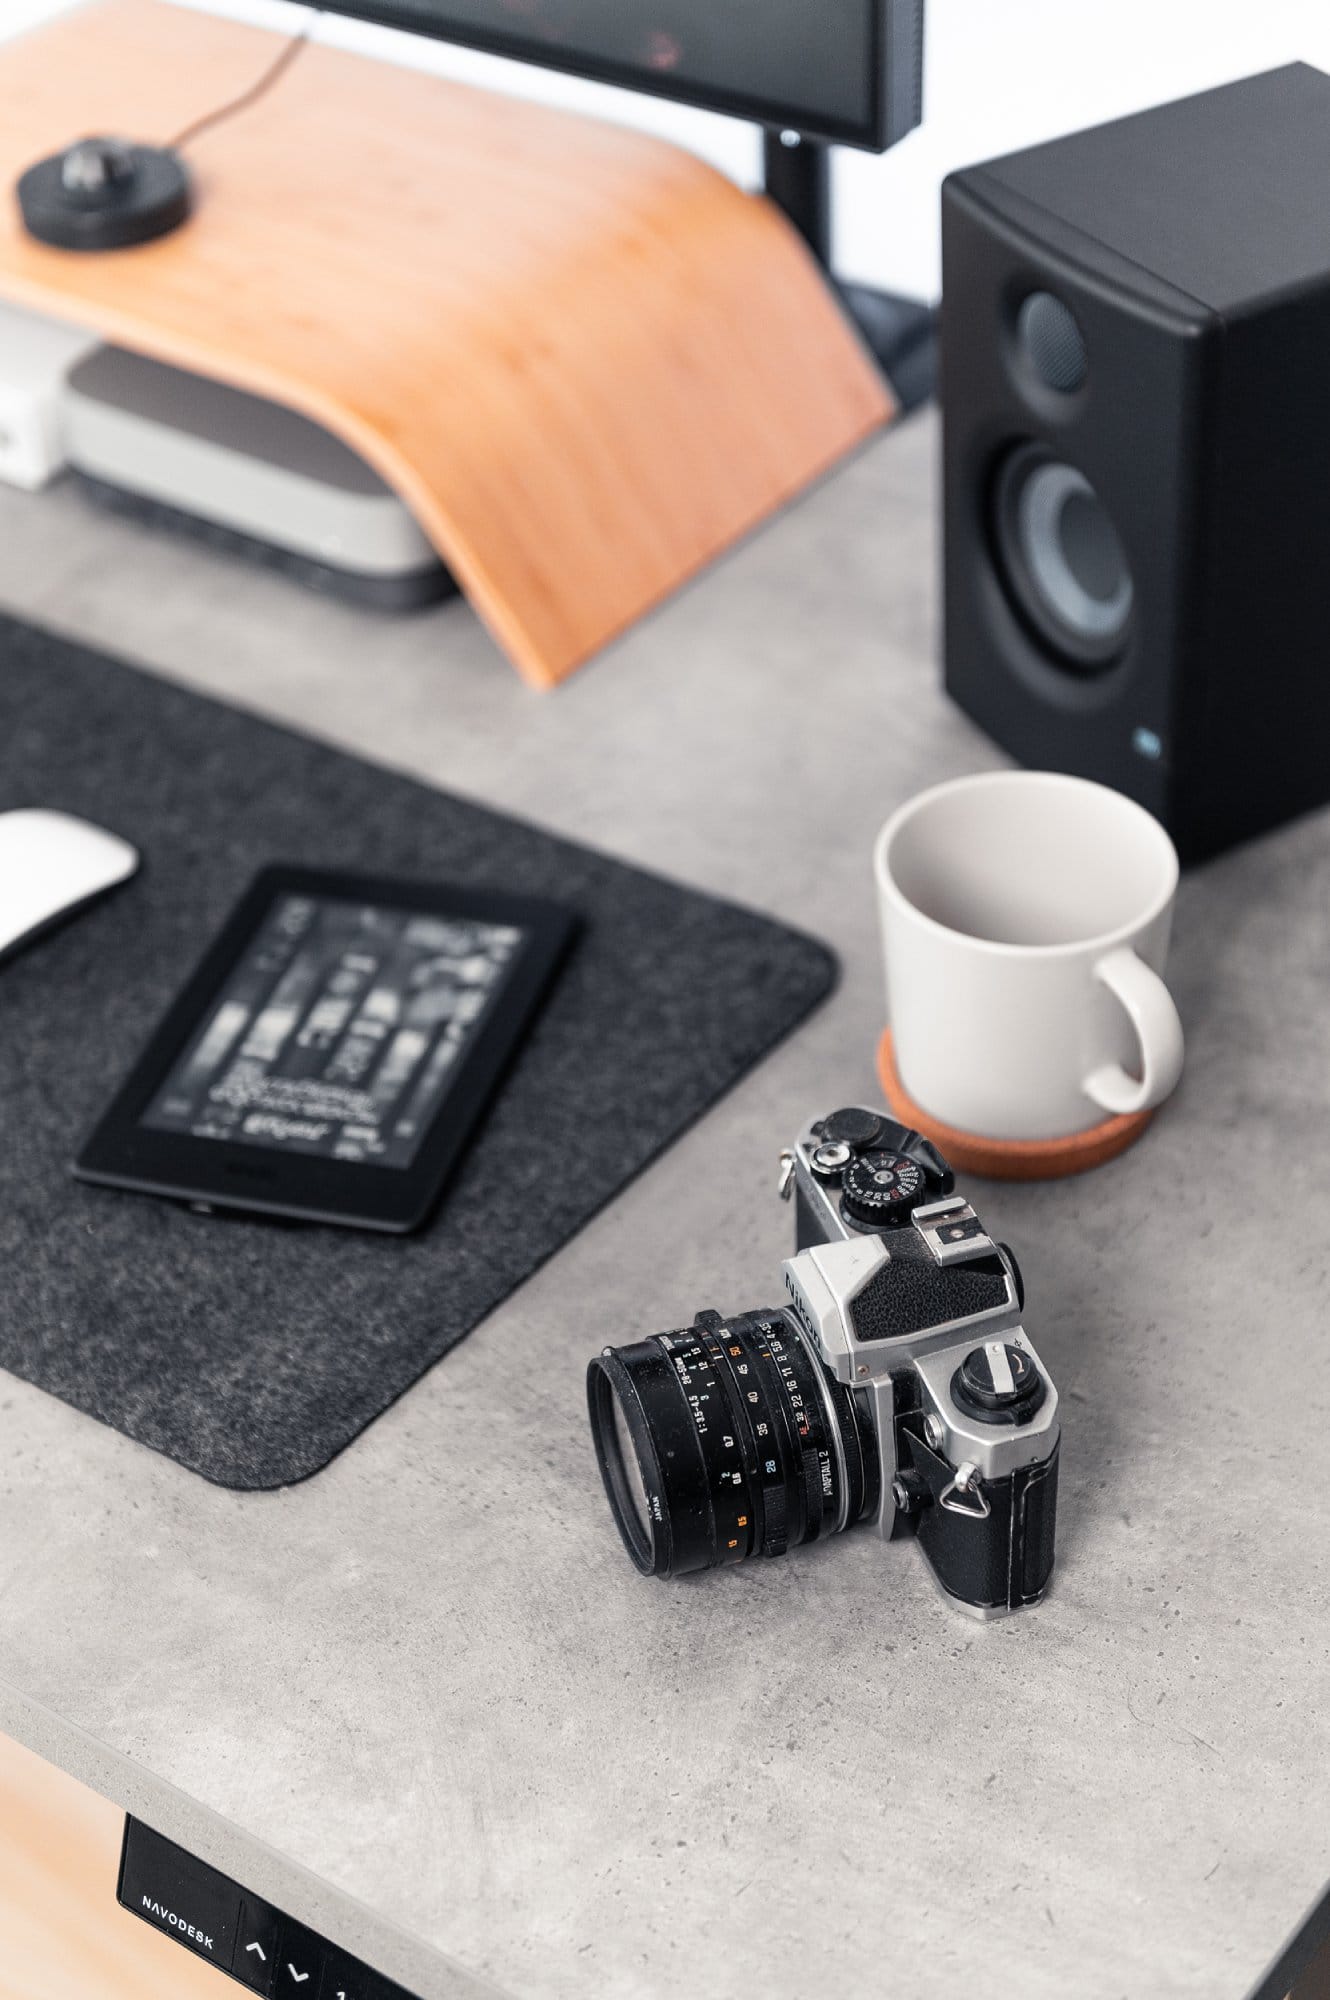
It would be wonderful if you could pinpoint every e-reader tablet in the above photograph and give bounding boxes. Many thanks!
[74,865,576,1232]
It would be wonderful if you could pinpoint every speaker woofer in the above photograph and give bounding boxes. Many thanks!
[990,444,1133,670]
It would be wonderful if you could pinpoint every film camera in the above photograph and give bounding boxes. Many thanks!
[587,1107,1059,1617]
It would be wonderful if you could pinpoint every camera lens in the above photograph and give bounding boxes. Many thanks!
[587,1308,879,1578]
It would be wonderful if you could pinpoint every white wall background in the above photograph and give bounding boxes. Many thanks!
[9,0,1330,298]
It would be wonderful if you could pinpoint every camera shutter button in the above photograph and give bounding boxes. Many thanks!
[952,1341,1046,1423]
[810,1140,852,1178]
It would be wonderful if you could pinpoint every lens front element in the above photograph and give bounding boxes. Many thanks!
[610,1393,653,1540]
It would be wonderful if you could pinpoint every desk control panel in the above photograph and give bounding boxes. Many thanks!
[118,1819,417,2000]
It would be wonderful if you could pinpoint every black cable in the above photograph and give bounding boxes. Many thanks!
[166,8,325,152]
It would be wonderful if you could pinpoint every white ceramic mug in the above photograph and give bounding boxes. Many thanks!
[874,771,1184,1141]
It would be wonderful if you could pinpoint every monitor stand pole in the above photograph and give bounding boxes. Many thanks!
[762,130,937,411]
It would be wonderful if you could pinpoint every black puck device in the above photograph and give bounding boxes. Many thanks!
[17,137,191,250]
[588,1106,1060,1618]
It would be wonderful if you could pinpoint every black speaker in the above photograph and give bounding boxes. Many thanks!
[941,63,1330,862]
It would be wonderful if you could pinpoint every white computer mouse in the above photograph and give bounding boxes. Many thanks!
[0,807,139,963]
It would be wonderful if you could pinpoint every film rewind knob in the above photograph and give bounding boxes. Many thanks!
[952,1341,1046,1424]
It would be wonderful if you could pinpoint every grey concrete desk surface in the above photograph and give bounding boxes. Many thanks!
[0,410,1326,2000]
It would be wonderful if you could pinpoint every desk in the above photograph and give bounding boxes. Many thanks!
[0,410,1326,2000]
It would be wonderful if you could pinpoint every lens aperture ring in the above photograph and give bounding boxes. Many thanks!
[657,1328,755,1566]
[698,1319,795,1559]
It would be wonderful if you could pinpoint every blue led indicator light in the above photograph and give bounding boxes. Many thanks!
[1132,727,1163,760]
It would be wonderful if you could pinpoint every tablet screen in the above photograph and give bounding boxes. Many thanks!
[141,891,527,1168]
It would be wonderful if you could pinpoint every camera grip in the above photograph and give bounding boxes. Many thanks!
[903,1430,1059,1612]
[1083,944,1184,1117]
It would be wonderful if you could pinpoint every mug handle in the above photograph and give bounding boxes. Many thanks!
[1082,945,1185,1118]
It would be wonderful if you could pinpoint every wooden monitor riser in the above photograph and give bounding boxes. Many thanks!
[0,0,892,688]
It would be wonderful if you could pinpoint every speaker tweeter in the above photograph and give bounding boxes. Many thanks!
[1015,291,1088,396]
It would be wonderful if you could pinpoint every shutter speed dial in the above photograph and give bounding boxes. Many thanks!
[840,1149,926,1226]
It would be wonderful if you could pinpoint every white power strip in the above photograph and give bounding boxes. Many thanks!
[0,298,100,490]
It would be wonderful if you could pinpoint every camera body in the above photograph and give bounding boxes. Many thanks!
[586,1105,1059,1619]
[778,1107,1059,1616]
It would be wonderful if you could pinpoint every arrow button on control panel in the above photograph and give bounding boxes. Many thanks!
[234,1898,282,1995]
[276,1920,324,1998]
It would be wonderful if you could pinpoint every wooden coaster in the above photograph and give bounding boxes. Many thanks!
[876,1027,1153,1181]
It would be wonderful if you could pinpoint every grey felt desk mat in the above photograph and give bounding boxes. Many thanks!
[0,614,835,1488]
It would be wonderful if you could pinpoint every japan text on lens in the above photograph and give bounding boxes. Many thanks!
[587,1108,1060,1618]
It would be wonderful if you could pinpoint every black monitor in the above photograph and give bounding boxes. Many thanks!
[315,0,924,153]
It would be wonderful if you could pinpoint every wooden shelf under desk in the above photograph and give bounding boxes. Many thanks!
[0,0,892,688]
[0,1730,228,2000]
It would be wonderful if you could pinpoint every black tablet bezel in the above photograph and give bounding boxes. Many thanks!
[73,865,576,1233]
